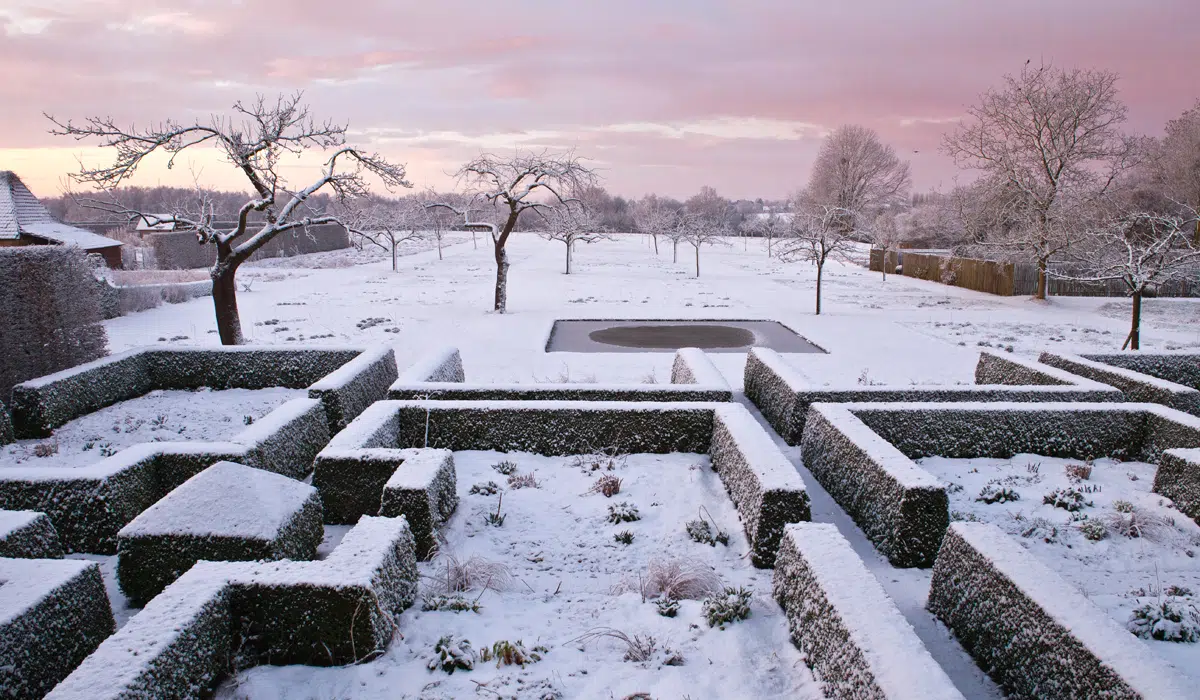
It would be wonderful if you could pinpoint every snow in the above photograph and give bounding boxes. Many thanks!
[0,557,94,626]
[924,454,1200,685]
[217,451,822,699]
[0,509,40,535]
[0,387,303,470]
[118,461,315,539]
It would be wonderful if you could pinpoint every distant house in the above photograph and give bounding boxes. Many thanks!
[0,171,123,268]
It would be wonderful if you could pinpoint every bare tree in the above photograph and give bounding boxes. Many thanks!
[807,125,911,234]
[539,200,606,274]
[869,211,903,280]
[454,151,597,312]
[675,211,729,277]
[942,62,1134,299]
[48,93,409,344]
[1059,208,1200,350]
[633,195,678,256]
[346,198,424,271]
[778,202,858,314]
[743,211,791,257]
[1151,100,1200,243]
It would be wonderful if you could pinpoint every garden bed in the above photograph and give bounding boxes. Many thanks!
[220,450,822,699]
[925,453,1200,684]
[0,387,302,470]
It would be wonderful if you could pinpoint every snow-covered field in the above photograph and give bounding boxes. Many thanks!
[922,454,1200,683]
[219,451,819,700]
[0,387,303,470]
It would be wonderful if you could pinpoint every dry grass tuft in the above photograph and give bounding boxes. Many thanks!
[585,474,622,498]
[428,553,512,594]
[640,557,722,601]
[507,472,540,489]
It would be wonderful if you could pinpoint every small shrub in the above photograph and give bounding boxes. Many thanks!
[614,530,634,545]
[478,640,546,667]
[685,518,729,547]
[1167,585,1195,597]
[243,415,254,426]
[1019,517,1059,543]
[1114,499,1135,513]
[507,472,540,489]
[422,595,481,613]
[484,493,506,527]
[655,597,679,618]
[608,502,641,524]
[469,481,500,496]
[977,480,1020,504]
[1127,598,1200,642]
[571,628,669,665]
[702,587,752,629]
[1065,463,1093,481]
[98,443,116,457]
[492,459,518,475]
[429,635,474,673]
[1079,519,1108,541]
[1043,487,1091,512]
[33,441,58,458]
[586,474,622,498]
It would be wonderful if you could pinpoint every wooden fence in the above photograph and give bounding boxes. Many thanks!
[868,249,1199,298]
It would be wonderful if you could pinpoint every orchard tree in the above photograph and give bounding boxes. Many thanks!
[633,194,678,256]
[675,210,728,277]
[743,211,790,257]
[454,151,596,312]
[48,93,409,344]
[1061,207,1200,349]
[346,197,424,271]
[807,125,911,233]
[540,199,605,274]
[869,211,903,280]
[779,201,858,315]
[942,62,1134,299]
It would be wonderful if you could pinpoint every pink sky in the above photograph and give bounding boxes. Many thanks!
[2,0,1198,201]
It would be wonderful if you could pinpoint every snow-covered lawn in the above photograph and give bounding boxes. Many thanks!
[922,454,1200,684]
[0,387,304,470]
[218,450,820,699]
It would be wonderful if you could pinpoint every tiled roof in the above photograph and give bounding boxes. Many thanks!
[0,171,121,249]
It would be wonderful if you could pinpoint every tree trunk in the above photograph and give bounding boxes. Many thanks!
[565,240,572,274]
[694,244,700,277]
[391,244,397,272]
[652,234,659,255]
[1193,217,1199,246]
[767,236,772,258]
[1128,291,1142,351]
[437,235,443,260]
[673,239,678,263]
[1035,257,1048,300]
[211,257,244,345]
[472,231,477,249]
[494,244,509,312]
[814,262,823,316]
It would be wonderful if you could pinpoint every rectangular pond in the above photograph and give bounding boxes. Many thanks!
[546,319,827,353]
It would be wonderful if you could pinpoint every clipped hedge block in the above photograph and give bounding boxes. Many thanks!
[1155,447,1200,525]
[0,557,116,700]
[1041,352,1200,417]
[1079,351,1200,390]
[0,400,13,445]
[928,522,1186,699]
[388,346,731,403]
[117,461,324,607]
[0,398,329,554]
[48,515,418,700]
[0,509,63,559]
[307,346,398,433]
[709,406,809,567]
[801,402,1200,567]
[773,524,963,700]
[746,348,1122,444]
[9,350,151,439]
[379,449,458,558]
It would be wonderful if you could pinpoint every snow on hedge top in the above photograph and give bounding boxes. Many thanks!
[714,404,806,492]
[949,522,1187,699]
[388,399,720,412]
[307,346,395,391]
[0,557,96,625]
[673,347,730,387]
[749,347,808,390]
[384,449,452,490]
[0,508,41,536]
[809,404,944,490]
[1046,353,1199,394]
[119,461,316,539]
[783,523,963,699]
[394,346,464,384]
[840,400,1200,423]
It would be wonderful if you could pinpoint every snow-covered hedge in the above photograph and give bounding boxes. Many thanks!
[1079,351,1200,391]
[47,515,418,700]
[773,523,963,700]
[387,346,731,402]
[1156,447,1200,525]
[379,449,458,558]
[0,557,115,699]
[0,247,109,403]
[316,400,808,568]
[928,522,1186,699]
[1041,352,1200,417]
[116,462,324,607]
[801,402,1200,567]
[0,400,12,445]
[746,348,1122,444]
[0,397,330,553]
[0,509,63,559]
[710,406,810,567]
[9,345,389,438]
